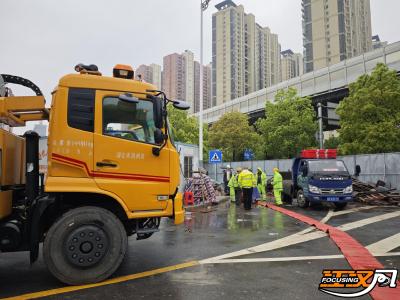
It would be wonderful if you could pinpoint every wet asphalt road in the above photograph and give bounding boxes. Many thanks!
[0,198,399,300]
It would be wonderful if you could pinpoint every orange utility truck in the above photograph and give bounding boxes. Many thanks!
[0,64,187,285]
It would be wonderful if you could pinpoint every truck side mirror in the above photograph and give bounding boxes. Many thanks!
[152,97,163,129]
[172,100,190,110]
[154,128,165,145]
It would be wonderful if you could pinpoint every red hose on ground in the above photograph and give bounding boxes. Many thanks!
[259,202,400,300]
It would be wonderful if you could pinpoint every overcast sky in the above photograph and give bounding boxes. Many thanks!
[1,0,399,99]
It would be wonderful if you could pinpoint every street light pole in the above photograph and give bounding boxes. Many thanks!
[199,0,211,166]
[317,102,324,149]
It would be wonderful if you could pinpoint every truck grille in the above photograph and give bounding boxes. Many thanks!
[321,188,344,194]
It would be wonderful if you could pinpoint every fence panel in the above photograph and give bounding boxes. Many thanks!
[252,160,265,173]
[355,154,385,185]
[265,160,278,176]
[277,159,293,173]
[338,156,355,175]
[384,153,400,189]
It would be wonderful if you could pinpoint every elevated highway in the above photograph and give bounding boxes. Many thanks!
[195,42,400,130]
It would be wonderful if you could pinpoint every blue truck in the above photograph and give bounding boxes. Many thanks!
[282,151,353,209]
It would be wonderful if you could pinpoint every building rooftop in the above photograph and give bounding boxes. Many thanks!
[372,35,381,42]
[281,49,294,56]
[215,0,237,11]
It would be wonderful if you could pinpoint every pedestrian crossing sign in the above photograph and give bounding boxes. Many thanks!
[209,150,222,164]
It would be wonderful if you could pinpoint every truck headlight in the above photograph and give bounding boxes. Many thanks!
[309,185,321,194]
[344,185,353,194]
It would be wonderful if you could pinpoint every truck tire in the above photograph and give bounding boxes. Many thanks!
[297,190,309,208]
[43,206,127,285]
[334,202,347,210]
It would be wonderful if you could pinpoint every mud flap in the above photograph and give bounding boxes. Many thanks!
[173,193,184,225]
[29,195,55,263]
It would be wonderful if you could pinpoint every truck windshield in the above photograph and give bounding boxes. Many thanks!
[308,160,349,175]
[103,97,156,144]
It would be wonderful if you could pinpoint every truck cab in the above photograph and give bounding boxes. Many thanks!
[286,150,353,209]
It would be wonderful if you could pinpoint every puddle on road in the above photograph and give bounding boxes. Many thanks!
[167,267,220,286]
[181,202,287,234]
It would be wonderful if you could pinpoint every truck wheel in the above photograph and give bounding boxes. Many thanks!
[297,190,309,208]
[334,202,347,210]
[43,206,127,285]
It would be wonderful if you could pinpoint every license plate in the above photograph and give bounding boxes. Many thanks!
[327,197,339,202]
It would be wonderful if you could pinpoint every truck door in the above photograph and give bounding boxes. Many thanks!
[298,160,308,188]
[93,91,170,212]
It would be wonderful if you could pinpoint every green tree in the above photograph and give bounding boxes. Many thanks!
[337,63,400,154]
[256,88,318,159]
[324,135,340,149]
[167,106,209,157]
[208,112,262,161]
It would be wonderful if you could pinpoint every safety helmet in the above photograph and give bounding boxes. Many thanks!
[236,167,242,172]
[227,164,231,169]
[273,167,279,172]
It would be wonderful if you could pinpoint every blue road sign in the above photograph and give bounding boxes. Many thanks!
[209,149,222,164]
[244,149,254,161]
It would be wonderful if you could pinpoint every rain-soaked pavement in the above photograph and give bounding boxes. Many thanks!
[0,198,399,299]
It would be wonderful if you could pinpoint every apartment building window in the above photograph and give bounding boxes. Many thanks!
[338,0,344,12]
[184,156,193,178]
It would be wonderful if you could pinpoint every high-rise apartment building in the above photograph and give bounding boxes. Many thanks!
[303,0,372,73]
[194,62,212,113]
[150,63,162,89]
[135,63,162,89]
[293,53,304,77]
[182,50,194,111]
[281,49,303,81]
[163,51,210,114]
[212,1,253,106]
[162,53,186,101]
[203,63,212,111]
[212,0,281,106]
[136,65,151,83]
[255,26,281,90]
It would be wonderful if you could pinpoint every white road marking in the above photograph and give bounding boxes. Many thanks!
[209,255,344,263]
[366,233,400,254]
[203,252,400,264]
[337,211,400,231]
[200,208,335,264]
[319,209,335,223]
[332,205,377,216]
[200,231,327,264]
[200,210,400,264]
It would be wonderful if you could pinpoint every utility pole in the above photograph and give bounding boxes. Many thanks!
[317,102,324,149]
[199,0,211,166]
